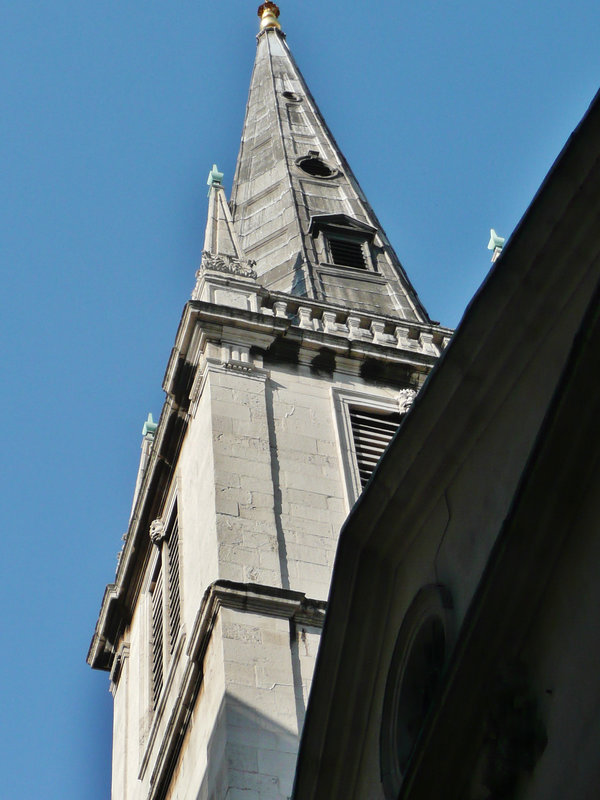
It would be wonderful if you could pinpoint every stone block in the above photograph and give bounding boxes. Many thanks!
[216,501,241,519]
[257,749,298,783]
[214,401,253,422]
[254,663,293,690]
[315,438,339,457]
[214,436,271,461]
[227,742,259,775]
[228,769,259,791]
[256,773,282,800]
[219,544,259,567]
[271,377,328,400]
[287,560,332,586]
[273,431,318,454]
[282,470,338,494]
[242,565,280,586]
[214,454,273,482]
[219,562,245,583]
[216,469,243,489]
[239,490,275,510]
[210,383,236,401]
[224,789,259,800]
[326,495,346,514]
[280,513,334,535]
[261,629,290,648]
[239,505,276,524]
[284,488,329,509]
[289,503,336,524]
[258,548,281,572]
[286,542,330,567]
[290,530,336,551]
[238,474,275,494]
[241,530,278,549]
[223,623,263,644]
[232,418,269,437]
[226,661,258,688]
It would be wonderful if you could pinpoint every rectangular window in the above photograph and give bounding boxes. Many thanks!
[328,236,367,269]
[332,387,408,509]
[150,562,164,708]
[349,406,403,488]
[167,516,180,654]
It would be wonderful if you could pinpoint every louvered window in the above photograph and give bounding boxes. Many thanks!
[349,407,403,488]
[150,563,164,708]
[167,517,180,654]
[149,505,181,709]
[329,236,367,269]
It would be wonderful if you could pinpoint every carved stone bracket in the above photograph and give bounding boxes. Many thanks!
[199,251,257,280]
[149,518,166,546]
[398,388,417,414]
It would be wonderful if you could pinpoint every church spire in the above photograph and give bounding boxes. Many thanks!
[227,3,430,321]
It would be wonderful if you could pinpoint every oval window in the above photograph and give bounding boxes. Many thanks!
[380,585,452,798]
[395,616,445,772]
[296,155,337,178]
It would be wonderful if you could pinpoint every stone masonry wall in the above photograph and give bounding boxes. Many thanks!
[111,351,405,799]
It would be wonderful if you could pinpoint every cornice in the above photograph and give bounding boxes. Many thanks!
[187,580,326,665]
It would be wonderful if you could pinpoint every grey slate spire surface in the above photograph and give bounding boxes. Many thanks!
[229,11,430,321]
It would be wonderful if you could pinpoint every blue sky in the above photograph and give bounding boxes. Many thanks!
[1,1,598,797]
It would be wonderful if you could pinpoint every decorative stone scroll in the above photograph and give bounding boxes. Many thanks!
[398,388,417,414]
[149,518,166,546]
[199,251,257,280]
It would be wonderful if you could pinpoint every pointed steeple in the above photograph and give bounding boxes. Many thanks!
[203,164,245,259]
[192,163,259,306]
[229,4,430,322]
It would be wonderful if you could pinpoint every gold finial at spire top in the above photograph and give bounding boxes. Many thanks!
[258,2,281,31]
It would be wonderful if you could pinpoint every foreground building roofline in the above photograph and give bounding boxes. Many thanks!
[293,86,600,799]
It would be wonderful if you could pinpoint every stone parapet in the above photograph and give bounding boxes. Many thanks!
[192,263,451,360]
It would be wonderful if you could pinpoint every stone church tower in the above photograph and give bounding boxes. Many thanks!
[88,5,452,798]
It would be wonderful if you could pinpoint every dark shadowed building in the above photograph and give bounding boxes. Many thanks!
[293,85,600,800]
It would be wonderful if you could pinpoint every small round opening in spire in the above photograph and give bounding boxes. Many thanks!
[258,2,281,31]
[296,155,337,179]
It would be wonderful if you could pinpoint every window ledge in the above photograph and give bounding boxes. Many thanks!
[317,262,384,281]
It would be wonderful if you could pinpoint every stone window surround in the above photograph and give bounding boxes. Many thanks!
[138,482,185,780]
[332,386,414,511]
[379,584,454,799]
[323,229,373,271]
[309,214,378,274]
